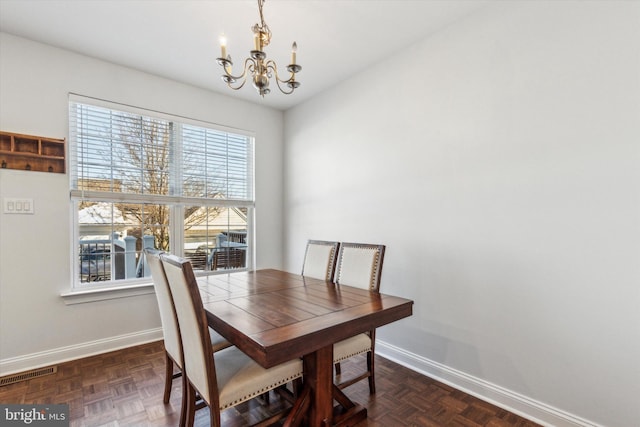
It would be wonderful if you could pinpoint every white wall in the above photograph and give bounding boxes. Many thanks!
[0,33,284,367]
[284,2,640,427]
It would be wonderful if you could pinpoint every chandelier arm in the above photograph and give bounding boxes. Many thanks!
[265,60,285,83]
[219,58,257,90]
[220,57,256,82]
[266,61,299,94]
[226,77,248,91]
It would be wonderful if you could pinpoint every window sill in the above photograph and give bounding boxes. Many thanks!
[61,282,155,305]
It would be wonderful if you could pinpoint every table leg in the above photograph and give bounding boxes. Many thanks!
[284,345,367,427]
[305,345,334,426]
[283,345,333,427]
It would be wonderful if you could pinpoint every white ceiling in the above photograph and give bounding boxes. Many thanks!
[0,0,492,111]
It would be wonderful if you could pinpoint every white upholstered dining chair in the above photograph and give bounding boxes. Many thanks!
[332,242,386,394]
[301,240,340,281]
[144,249,231,425]
[160,253,304,427]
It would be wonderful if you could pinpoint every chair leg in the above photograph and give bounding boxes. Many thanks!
[285,385,311,427]
[184,381,197,427]
[163,352,174,403]
[210,402,217,427]
[293,377,303,397]
[367,350,375,394]
[334,361,341,375]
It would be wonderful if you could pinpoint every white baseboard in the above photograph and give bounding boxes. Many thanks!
[376,341,603,427]
[0,328,163,377]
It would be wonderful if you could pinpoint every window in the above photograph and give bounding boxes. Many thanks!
[69,95,254,288]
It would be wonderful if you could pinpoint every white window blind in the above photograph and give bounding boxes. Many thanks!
[70,100,254,204]
[181,124,252,200]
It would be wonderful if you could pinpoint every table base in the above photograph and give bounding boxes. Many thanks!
[284,383,367,427]
[282,346,368,427]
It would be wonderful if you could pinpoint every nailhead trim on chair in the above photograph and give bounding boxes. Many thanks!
[333,334,372,363]
[333,348,371,363]
[326,246,338,280]
[219,371,304,410]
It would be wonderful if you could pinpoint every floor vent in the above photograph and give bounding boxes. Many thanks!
[0,366,57,387]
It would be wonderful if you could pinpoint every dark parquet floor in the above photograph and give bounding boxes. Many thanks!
[0,341,540,427]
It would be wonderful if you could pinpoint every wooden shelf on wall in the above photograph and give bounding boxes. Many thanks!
[0,131,66,173]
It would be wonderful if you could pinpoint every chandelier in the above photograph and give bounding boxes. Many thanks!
[216,0,301,97]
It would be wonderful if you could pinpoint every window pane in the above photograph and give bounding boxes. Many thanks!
[72,104,171,196]
[183,206,247,271]
[78,202,119,283]
[182,125,252,200]
[77,201,170,283]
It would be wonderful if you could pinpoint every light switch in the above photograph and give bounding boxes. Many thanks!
[3,198,34,214]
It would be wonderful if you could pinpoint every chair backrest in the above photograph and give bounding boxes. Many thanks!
[145,248,182,367]
[302,240,340,281]
[161,254,218,408]
[335,242,385,291]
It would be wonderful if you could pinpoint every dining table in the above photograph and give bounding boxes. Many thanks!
[197,269,413,426]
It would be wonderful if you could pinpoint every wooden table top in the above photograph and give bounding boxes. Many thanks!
[198,269,413,368]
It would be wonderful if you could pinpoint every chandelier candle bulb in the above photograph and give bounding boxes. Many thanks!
[220,35,227,56]
[291,41,297,64]
[220,34,227,59]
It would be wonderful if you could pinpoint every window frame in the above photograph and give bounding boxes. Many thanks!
[68,94,255,291]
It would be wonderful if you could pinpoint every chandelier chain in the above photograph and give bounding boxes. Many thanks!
[253,0,271,47]
[258,0,266,28]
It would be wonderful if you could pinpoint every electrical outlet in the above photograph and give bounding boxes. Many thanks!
[3,198,34,214]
